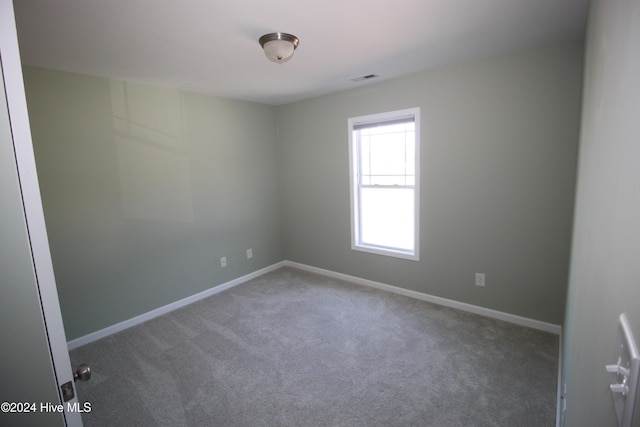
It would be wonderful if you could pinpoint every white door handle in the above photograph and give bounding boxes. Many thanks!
[606,363,631,377]
[610,383,628,394]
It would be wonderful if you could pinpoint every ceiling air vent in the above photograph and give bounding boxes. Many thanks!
[350,74,379,82]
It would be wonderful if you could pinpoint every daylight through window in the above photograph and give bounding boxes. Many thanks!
[349,108,420,260]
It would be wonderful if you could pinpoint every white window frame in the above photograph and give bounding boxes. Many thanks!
[348,107,420,261]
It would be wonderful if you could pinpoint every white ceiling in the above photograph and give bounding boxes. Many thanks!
[13,0,589,106]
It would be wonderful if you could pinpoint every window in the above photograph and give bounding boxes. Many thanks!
[348,108,420,260]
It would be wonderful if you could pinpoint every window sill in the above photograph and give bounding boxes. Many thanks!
[352,244,419,261]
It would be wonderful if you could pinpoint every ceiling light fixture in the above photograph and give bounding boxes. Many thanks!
[259,32,299,64]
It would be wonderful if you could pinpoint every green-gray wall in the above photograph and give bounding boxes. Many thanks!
[563,0,640,425]
[23,68,282,340]
[24,41,583,342]
[278,42,583,325]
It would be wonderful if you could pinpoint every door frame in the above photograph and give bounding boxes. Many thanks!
[1,1,82,425]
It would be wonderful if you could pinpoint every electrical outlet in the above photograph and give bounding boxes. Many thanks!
[220,257,227,267]
[246,248,253,259]
[475,273,485,287]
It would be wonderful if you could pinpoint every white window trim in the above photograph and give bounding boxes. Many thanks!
[348,107,420,261]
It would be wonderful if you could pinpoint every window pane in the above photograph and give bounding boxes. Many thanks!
[405,132,415,176]
[359,132,371,179]
[357,122,415,187]
[360,187,414,251]
[368,132,407,177]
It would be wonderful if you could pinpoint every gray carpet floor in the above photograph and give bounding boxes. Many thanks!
[70,267,559,426]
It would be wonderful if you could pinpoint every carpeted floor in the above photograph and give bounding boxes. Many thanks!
[70,267,559,426]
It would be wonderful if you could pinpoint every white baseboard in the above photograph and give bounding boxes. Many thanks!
[68,259,561,350]
[66,261,286,350]
[283,260,562,335]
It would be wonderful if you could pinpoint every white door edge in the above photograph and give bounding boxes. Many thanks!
[0,1,83,425]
